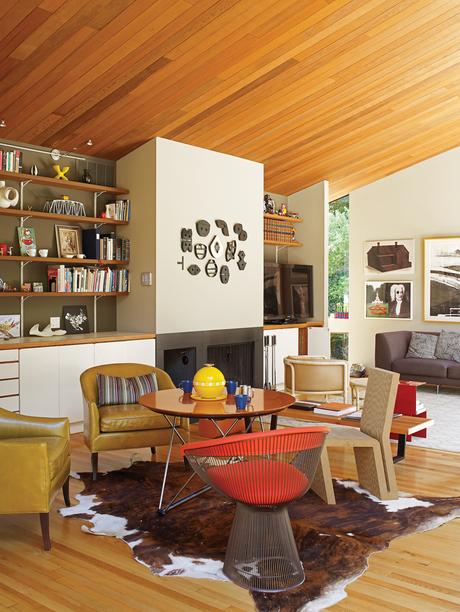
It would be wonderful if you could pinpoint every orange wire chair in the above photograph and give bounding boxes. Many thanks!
[182,426,329,592]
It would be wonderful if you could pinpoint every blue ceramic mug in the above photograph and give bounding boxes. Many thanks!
[234,394,248,410]
[179,379,193,393]
[226,379,238,395]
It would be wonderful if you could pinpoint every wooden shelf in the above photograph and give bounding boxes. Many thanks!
[0,170,129,195]
[0,207,128,225]
[264,239,302,247]
[0,292,129,297]
[264,213,302,223]
[0,256,128,266]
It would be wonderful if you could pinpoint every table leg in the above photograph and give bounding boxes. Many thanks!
[270,414,278,430]
[393,434,407,463]
[244,416,252,432]
[158,416,178,513]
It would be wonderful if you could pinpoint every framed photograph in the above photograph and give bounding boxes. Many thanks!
[32,282,43,292]
[17,227,37,256]
[363,239,415,276]
[424,237,460,322]
[365,281,413,320]
[55,225,82,258]
[0,314,20,339]
[63,305,89,334]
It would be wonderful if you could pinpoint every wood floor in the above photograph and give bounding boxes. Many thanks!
[0,418,459,611]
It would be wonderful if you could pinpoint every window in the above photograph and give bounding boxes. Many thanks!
[331,332,349,360]
[328,196,349,317]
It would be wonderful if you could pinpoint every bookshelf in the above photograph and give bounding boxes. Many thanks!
[263,213,303,250]
[0,169,130,335]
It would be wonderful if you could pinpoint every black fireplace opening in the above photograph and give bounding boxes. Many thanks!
[207,342,254,386]
[164,347,196,387]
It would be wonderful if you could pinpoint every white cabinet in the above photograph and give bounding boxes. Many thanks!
[263,328,299,389]
[94,339,156,366]
[59,344,94,423]
[20,346,60,418]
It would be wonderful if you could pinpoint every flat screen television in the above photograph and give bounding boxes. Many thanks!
[264,262,313,323]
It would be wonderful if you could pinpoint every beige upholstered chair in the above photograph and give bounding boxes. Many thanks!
[80,363,189,480]
[284,356,348,402]
[312,367,400,503]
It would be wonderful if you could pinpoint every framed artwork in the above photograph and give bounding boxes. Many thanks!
[365,281,413,320]
[0,314,20,339]
[63,305,89,334]
[363,239,415,276]
[424,237,460,322]
[55,224,82,258]
[17,227,37,256]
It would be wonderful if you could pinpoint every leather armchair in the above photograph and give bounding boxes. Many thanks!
[80,363,189,480]
[0,407,71,550]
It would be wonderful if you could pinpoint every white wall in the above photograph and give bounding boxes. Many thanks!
[155,138,264,334]
[348,146,460,365]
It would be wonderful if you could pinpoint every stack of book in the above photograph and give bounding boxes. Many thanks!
[105,199,131,221]
[263,216,296,242]
[313,402,357,417]
[82,229,130,261]
[48,266,130,293]
[0,149,23,172]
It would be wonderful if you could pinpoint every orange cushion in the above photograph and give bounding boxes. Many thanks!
[207,458,308,505]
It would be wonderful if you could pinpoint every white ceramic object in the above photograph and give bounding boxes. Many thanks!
[29,323,67,337]
[0,181,19,209]
[27,248,37,257]
[76,253,86,259]
[38,249,49,257]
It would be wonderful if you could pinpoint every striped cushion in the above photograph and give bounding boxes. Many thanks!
[97,373,158,406]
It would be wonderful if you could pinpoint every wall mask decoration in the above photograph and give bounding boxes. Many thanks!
[187,264,201,276]
[239,229,247,241]
[194,243,207,259]
[196,220,210,237]
[177,256,184,270]
[180,228,193,252]
[209,235,223,259]
[233,223,243,235]
[215,219,229,236]
[225,240,236,261]
[220,265,230,284]
[237,250,247,270]
[205,259,218,277]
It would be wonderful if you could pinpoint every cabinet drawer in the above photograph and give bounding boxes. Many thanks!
[0,349,19,362]
[0,379,19,396]
[0,362,19,379]
[0,395,19,411]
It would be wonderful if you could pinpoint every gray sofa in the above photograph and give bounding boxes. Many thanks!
[375,330,460,388]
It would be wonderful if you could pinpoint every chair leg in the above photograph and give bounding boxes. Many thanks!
[353,446,397,500]
[311,447,336,504]
[62,476,71,507]
[91,453,98,481]
[39,513,51,551]
[151,447,156,456]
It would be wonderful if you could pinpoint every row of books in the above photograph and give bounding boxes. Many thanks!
[48,266,130,293]
[105,199,131,221]
[0,149,23,173]
[263,217,296,242]
[82,229,130,261]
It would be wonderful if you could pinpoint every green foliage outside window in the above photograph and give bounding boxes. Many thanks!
[328,196,349,316]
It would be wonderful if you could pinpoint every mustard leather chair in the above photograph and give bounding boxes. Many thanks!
[80,363,189,480]
[0,407,71,550]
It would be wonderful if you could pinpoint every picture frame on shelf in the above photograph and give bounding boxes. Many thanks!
[63,305,89,334]
[363,239,415,276]
[0,314,20,339]
[17,227,37,256]
[33,282,44,293]
[55,224,82,258]
[424,236,460,323]
[365,281,413,320]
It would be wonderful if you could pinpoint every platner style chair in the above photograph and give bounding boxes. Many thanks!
[182,426,329,592]
[284,356,348,402]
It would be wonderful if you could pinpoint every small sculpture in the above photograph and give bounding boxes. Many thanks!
[29,323,66,337]
[0,181,19,208]
[53,164,70,180]
[264,194,275,214]
[81,168,92,184]
[30,165,39,176]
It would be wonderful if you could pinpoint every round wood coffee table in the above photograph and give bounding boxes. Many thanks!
[140,388,295,514]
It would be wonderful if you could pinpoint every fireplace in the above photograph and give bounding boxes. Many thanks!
[156,327,263,387]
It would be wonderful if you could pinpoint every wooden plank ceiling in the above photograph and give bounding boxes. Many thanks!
[1,0,459,198]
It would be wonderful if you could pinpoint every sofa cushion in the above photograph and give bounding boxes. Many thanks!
[99,404,168,432]
[97,373,158,406]
[447,364,460,380]
[434,330,460,363]
[5,436,69,481]
[405,332,437,359]
[392,357,454,378]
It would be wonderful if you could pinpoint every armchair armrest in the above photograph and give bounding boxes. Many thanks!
[0,440,50,513]
[0,408,69,440]
[83,399,101,450]
[375,331,411,370]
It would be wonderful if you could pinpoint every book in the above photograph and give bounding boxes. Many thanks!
[314,402,356,417]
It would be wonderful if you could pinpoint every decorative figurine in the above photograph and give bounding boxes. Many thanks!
[264,194,276,214]
[29,323,66,337]
[0,181,19,208]
[53,164,70,180]
[81,168,92,184]
[30,164,39,176]
[279,203,288,216]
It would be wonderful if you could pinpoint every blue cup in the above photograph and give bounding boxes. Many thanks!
[226,379,238,395]
[234,394,248,410]
[179,379,193,393]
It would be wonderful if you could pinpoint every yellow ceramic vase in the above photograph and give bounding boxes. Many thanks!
[193,363,226,399]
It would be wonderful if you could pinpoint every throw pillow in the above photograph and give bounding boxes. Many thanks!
[434,330,460,363]
[405,332,437,359]
[97,373,158,406]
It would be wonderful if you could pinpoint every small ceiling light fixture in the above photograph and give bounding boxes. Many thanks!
[85,139,93,146]
[0,119,7,128]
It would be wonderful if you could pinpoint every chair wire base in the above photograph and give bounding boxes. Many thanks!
[223,503,305,592]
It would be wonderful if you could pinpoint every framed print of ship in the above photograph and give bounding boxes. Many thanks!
[424,236,460,323]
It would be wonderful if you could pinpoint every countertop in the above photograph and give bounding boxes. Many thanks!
[0,331,155,350]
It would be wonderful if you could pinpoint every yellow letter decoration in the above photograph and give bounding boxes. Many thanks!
[53,164,70,180]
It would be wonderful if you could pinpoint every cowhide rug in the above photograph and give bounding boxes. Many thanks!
[61,462,460,611]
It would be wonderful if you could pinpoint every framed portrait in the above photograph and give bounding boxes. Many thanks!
[0,314,20,339]
[62,305,89,334]
[55,224,82,258]
[363,239,415,276]
[365,281,413,320]
[424,237,460,322]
